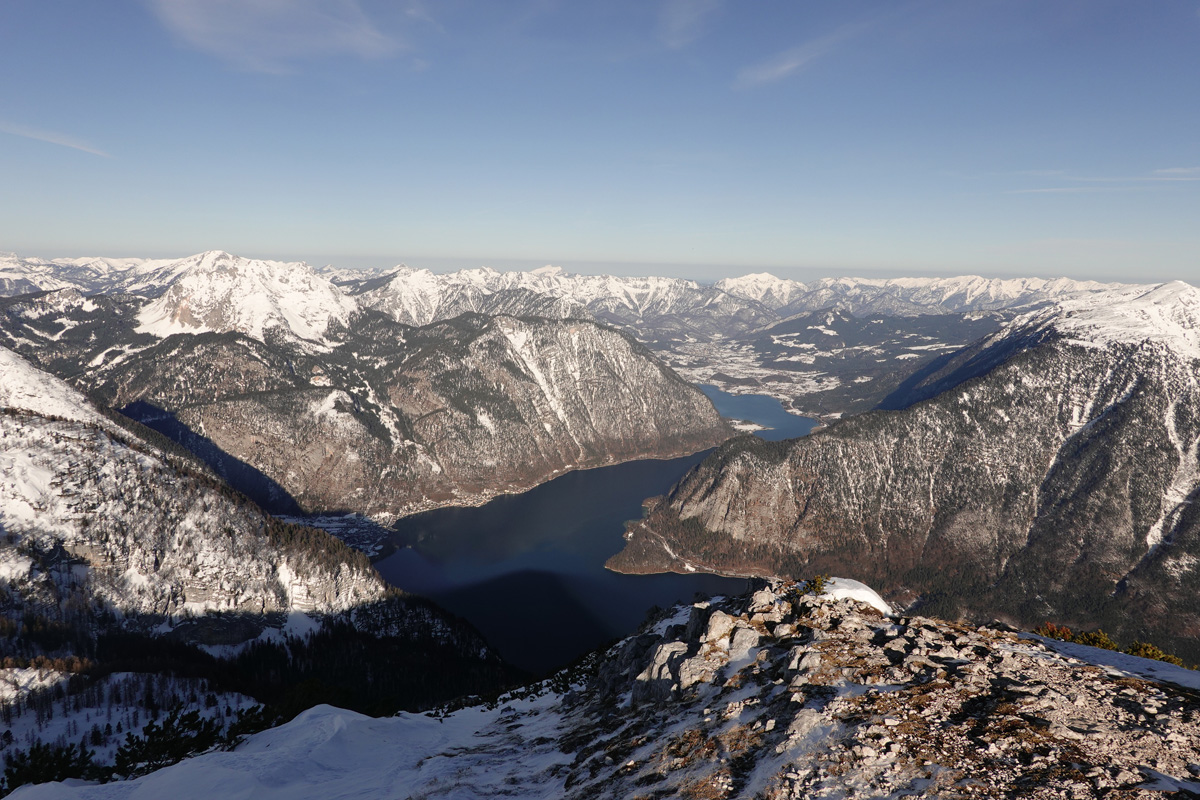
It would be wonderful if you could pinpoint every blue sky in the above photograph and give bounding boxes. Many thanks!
[1,1,1197,282]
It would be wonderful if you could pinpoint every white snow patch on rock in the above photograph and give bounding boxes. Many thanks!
[821,577,894,616]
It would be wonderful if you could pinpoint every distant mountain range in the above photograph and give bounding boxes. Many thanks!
[1,251,1134,339]
[1,250,1140,420]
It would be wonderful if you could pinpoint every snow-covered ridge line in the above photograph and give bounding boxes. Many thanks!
[0,345,108,426]
[715,272,1143,312]
[6,250,1140,316]
[0,253,191,297]
[1,249,1162,354]
[1052,280,1200,359]
[992,280,1200,361]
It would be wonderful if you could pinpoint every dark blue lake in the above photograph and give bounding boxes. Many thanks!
[698,384,819,441]
[374,385,817,675]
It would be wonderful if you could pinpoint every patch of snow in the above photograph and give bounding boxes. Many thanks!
[16,698,572,800]
[1026,635,1200,692]
[821,577,894,616]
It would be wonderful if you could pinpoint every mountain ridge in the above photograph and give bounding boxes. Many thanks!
[609,282,1200,661]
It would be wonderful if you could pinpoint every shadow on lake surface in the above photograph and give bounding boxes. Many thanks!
[375,386,817,675]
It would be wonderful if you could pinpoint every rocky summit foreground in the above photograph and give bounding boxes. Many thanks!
[25,580,1200,799]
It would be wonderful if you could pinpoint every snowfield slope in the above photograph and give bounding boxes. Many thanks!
[19,579,1200,799]
[611,282,1200,662]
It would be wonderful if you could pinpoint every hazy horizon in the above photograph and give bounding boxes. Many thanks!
[4,246,1180,286]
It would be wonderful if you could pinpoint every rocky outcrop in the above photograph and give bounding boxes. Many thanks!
[611,283,1200,661]
[39,580,1200,798]
[564,580,1200,798]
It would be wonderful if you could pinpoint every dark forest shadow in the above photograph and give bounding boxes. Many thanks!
[120,401,302,515]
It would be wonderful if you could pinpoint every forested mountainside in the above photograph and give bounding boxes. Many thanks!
[0,281,730,520]
[611,282,1200,662]
[0,347,519,789]
[1,346,386,626]
[24,580,1200,799]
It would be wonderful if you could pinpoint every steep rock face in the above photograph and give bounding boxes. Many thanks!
[33,580,1200,799]
[83,314,732,519]
[611,283,1200,660]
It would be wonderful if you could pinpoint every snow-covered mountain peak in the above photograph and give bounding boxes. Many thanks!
[1049,280,1200,359]
[136,251,358,343]
[714,272,806,307]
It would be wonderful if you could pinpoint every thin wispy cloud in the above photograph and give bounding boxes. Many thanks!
[147,0,401,74]
[658,0,721,49]
[1006,167,1200,194]
[1005,187,1144,195]
[735,18,875,89]
[1068,173,1200,183]
[0,121,111,157]
[1154,166,1200,177]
